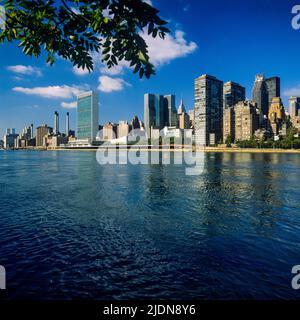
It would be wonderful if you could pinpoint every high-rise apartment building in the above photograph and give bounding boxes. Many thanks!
[118,121,130,138]
[223,81,245,108]
[194,74,223,146]
[288,97,300,117]
[234,101,259,141]
[3,128,19,149]
[188,109,195,129]
[103,122,117,140]
[223,107,235,143]
[36,124,52,147]
[77,91,99,141]
[268,97,285,135]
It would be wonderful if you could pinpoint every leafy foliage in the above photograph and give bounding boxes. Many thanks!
[236,127,300,149]
[0,0,170,78]
[225,134,232,148]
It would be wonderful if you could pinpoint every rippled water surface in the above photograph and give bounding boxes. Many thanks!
[1,150,300,299]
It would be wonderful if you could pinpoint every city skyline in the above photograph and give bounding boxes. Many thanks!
[1,0,300,137]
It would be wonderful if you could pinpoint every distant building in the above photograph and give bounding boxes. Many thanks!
[36,124,52,147]
[18,125,35,148]
[144,93,178,137]
[3,128,19,149]
[188,109,195,129]
[164,94,178,127]
[66,112,70,136]
[177,100,190,129]
[291,115,300,133]
[234,101,259,141]
[118,121,130,138]
[46,135,69,148]
[252,74,280,116]
[268,97,285,135]
[223,107,235,143]
[103,122,117,140]
[144,94,157,137]
[288,97,300,117]
[223,81,245,109]
[194,74,223,145]
[77,91,99,141]
[54,111,59,135]
[20,126,32,140]
[265,76,280,106]
[252,74,268,116]
[131,115,141,129]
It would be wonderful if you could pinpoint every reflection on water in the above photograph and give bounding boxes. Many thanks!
[0,151,300,299]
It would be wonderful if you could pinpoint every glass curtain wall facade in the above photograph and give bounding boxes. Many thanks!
[77,91,99,141]
[195,74,223,146]
[223,81,246,109]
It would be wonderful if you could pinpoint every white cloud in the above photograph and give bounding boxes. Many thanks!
[7,65,42,77]
[99,60,129,76]
[143,0,153,5]
[72,66,90,76]
[284,85,300,97]
[13,85,85,99]
[98,75,130,93]
[142,30,197,67]
[93,29,197,77]
[61,101,77,109]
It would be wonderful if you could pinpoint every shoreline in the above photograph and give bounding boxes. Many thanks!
[3,147,300,154]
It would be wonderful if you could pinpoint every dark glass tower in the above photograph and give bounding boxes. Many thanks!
[195,74,224,146]
[252,74,281,116]
[252,74,268,115]
[223,81,246,108]
[265,76,280,106]
[144,94,177,137]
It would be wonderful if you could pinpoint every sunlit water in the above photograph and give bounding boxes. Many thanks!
[0,150,300,299]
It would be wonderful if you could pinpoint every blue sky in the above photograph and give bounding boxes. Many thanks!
[1,0,300,137]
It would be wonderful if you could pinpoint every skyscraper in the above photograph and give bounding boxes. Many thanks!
[77,91,99,141]
[234,101,259,142]
[223,81,245,108]
[131,115,141,129]
[268,97,285,135]
[144,93,177,137]
[66,112,70,136]
[194,74,223,146]
[177,100,190,129]
[252,74,268,116]
[36,124,52,147]
[252,74,280,116]
[118,121,130,138]
[164,95,177,127]
[30,124,34,139]
[54,111,59,135]
[265,76,280,106]
[288,97,300,117]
